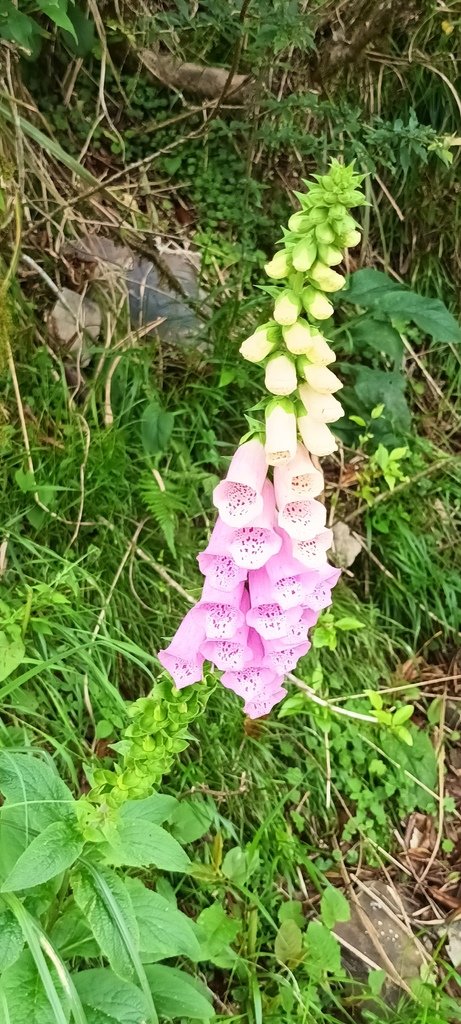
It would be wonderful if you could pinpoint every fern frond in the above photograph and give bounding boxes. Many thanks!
[140,476,187,557]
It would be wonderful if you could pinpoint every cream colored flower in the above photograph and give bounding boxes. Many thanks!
[301,287,334,320]
[265,354,297,396]
[317,244,343,266]
[265,401,297,465]
[308,262,345,292]
[298,412,338,457]
[273,290,302,326]
[297,335,336,367]
[283,320,314,356]
[264,250,291,279]
[240,326,277,363]
[298,383,344,423]
[302,364,342,393]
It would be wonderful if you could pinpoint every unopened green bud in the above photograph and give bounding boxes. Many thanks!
[308,261,345,292]
[315,223,336,245]
[329,203,345,219]
[341,214,358,233]
[292,235,317,272]
[265,249,292,279]
[273,289,302,326]
[317,244,343,267]
[343,229,361,248]
[301,287,334,321]
[288,211,312,232]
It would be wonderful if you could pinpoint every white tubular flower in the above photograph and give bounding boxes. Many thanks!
[264,250,292,279]
[299,383,344,423]
[265,400,297,466]
[292,236,317,272]
[273,289,302,326]
[302,364,343,393]
[240,325,278,363]
[298,412,338,457]
[308,262,345,292]
[283,320,315,355]
[301,287,334,321]
[265,353,297,396]
[297,335,336,367]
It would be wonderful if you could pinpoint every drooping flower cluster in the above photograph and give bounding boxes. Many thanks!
[158,161,365,718]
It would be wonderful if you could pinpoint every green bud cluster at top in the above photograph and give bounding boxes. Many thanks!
[88,678,213,807]
[240,161,367,421]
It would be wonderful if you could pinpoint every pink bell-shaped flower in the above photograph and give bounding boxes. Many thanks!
[274,443,324,505]
[158,605,206,689]
[278,497,327,541]
[212,440,267,527]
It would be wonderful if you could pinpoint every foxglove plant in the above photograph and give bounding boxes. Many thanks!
[159,161,366,718]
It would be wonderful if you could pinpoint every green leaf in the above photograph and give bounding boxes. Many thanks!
[278,900,304,929]
[50,903,99,960]
[392,705,414,726]
[353,366,411,434]
[145,965,214,1020]
[125,877,201,963]
[344,269,402,305]
[0,950,70,1024]
[368,968,386,996]
[377,292,461,342]
[349,318,403,362]
[320,886,350,929]
[73,968,147,1024]
[195,903,240,964]
[2,820,83,892]
[119,794,178,826]
[0,751,75,831]
[305,921,342,975]
[0,3,39,52]
[274,919,304,966]
[36,0,77,39]
[0,903,24,969]
[221,845,259,886]
[334,616,365,631]
[72,866,139,981]
[0,628,25,683]
[62,5,95,55]
[169,799,214,844]
[141,401,174,456]
[102,819,190,871]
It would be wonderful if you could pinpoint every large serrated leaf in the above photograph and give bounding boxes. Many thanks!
[0,950,70,1024]
[126,877,201,963]
[72,968,147,1024]
[0,752,75,833]
[0,903,24,969]
[102,819,190,872]
[72,866,139,981]
[119,794,178,826]
[2,820,83,893]
[145,965,214,1020]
